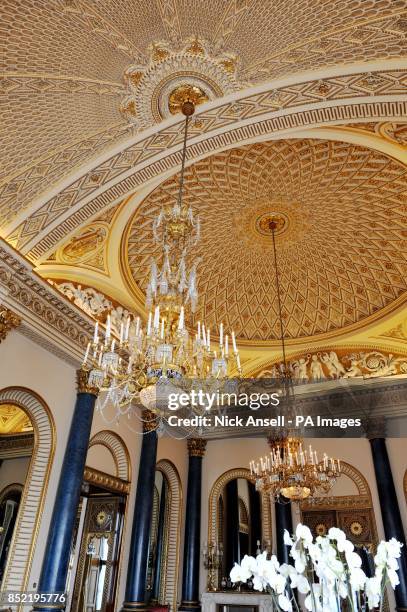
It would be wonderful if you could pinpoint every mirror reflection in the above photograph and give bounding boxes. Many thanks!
[218,477,262,586]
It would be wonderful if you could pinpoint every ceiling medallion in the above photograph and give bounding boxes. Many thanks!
[168,84,209,115]
[255,212,288,237]
[120,37,241,128]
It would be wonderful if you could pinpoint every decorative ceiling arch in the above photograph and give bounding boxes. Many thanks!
[3,60,406,260]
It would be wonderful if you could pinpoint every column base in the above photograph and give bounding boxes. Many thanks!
[179,602,201,612]
[120,602,149,612]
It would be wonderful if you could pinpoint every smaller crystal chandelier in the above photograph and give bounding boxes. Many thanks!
[250,436,341,502]
[82,99,242,417]
[248,220,341,502]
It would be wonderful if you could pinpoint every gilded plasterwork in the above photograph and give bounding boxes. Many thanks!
[0,404,33,434]
[124,138,407,342]
[5,67,407,257]
[0,0,406,254]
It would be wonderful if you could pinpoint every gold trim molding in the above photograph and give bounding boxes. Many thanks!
[0,387,56,600]
[89,430,131,482]
[83,467,130,494]
[156,459,183,612]
[208,468,272,587]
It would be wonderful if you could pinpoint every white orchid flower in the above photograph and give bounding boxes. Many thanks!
[230,562,251,583]
[296,523,313,546]
[365,576,381,609]
[349,566,367,590]
[283,530,294,546]
[328,527,347,542]
[241,554,257,575]
[278,594,292,611]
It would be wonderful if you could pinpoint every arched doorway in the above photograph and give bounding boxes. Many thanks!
[0,386,55,593]
[69,430,131,612]
[208,468,272,589]
[147,459,182,611]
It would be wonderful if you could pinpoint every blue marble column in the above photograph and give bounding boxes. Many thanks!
[275,498,293,565]
[121,410,158,612]
[34,369,99,611]
[369,430,407,611]
[179,439,207,612]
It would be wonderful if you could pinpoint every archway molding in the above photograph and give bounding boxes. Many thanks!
[0,386,55,593]
[208,467,272,551]
[88,429,131,481]
[155,459,182,612]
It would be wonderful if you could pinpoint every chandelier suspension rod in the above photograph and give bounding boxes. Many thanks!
[270,223,287,373]
[176,111,191,209]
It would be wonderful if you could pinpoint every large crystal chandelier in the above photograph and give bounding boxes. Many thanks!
[249,220,341,502]
[81,100,242,416]
[250,436,341,502]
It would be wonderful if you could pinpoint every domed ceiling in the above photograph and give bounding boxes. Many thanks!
[0,0,406,242]
[124,138,407,342]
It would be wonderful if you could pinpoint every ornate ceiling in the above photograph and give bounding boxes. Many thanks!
[125,139,407,341]
[0,1,406,367]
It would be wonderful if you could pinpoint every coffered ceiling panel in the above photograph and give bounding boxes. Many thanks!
[125,139,407,342]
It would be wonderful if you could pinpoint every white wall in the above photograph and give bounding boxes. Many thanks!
[0,456,30,492]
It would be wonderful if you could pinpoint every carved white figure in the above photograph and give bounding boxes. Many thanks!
[57,283,111,317]
[320,353,337,379]
[329,351,347,376]
[291,360,301,380]
[297,357,309,380]
[342,359,362,378]
[310,354,324,380]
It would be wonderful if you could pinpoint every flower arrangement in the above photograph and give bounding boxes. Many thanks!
[229,524,402,611]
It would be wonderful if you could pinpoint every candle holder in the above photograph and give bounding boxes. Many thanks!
[202,541,223,591]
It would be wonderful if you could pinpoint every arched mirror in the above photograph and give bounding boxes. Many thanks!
[0,403,33,585]
[218,477,262,582]
[147,470,170,606]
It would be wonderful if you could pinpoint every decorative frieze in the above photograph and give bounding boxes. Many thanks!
[0,240,93,365]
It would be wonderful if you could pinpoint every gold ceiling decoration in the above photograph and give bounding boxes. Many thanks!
[124,138,407,342]
[0,0,405,244]
[0,404,33,434]
[120,36,239,127]
[168,84,209,115]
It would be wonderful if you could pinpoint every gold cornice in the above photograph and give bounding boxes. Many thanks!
[83,466,130,494]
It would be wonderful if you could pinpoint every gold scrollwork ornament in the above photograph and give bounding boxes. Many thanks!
[76,368,100,397]
[0,308,21,343]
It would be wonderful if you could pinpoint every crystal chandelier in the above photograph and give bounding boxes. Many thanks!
[81,100,242,416]
[248,220,341,502]
[250,435,341,502]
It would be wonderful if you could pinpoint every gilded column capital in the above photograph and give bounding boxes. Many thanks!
[76,368,100,397]
[142,409,158,433]
[0,308,21,343]
[187,438,207,457]
[364,416,386,440]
